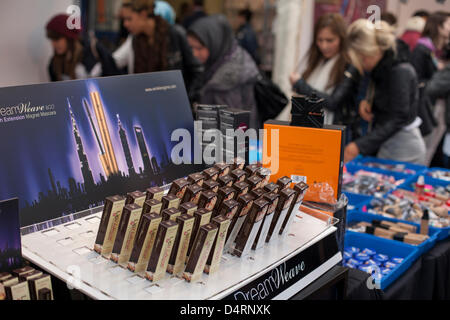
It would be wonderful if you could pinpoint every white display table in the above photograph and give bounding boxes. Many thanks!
[21,208,341,300]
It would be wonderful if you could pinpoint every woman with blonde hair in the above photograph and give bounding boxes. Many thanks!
[344,19,426,165]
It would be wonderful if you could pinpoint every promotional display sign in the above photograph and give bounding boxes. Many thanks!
[0,198,22,272]
[263,121,344,204]
[0,71,199,227]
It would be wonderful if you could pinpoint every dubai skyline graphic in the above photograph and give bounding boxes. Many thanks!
[0,72,200,228]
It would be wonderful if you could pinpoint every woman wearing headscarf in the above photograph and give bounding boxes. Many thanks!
[187,15,261,129]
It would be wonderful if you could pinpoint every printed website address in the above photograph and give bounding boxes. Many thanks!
[145,85,177,92]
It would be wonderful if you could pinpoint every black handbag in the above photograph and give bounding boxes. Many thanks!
[254,74,289,123]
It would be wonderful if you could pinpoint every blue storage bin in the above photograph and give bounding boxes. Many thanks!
[344,164,414,198]
[344,231,419,291]
[347,211,439,255]
[426,167,450,183]
[351,156,427,176]
[344,192,373,212]
[399,174,450,192]
[395,176,450,240]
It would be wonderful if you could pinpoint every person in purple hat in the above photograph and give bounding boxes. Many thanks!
[46,14,119,81]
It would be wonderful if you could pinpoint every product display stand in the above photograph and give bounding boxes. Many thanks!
[21,208,341,300]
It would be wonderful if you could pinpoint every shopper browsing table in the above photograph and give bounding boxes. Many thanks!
[344,20,426,165]
[114,0,202,98]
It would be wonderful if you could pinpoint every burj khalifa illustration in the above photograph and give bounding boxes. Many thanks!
[68,99,96,192]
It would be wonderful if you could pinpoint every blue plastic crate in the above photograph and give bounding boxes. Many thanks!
[394,176,450,241]
[426,167,450,183]
[351,156,427,176]
[399,174,450,192]
[344,192,373,212]
[347,211,439,255]
[343,164,415,198]
[344,231,419,291]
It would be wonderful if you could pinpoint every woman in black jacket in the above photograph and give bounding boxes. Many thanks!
[46,14,119,81]
[344,20,426,165]
[411,12,450,166]
[426,43,450,167]
[114,0,203,99]
[290,13,361,142]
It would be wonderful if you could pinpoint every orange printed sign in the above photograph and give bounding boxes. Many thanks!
[262,121,344,204]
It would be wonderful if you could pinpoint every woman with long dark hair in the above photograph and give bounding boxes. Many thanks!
[290,13,361,137]
[114,0,202,97]
[46,14,119,81]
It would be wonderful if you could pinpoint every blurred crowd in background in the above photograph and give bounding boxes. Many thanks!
[16,1,450,168]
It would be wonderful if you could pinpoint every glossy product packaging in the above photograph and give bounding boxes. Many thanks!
[94,195,126,257]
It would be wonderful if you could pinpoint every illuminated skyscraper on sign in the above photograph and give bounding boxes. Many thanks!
[89,91,119,177]
[68,99,96,192]
[134,126,152,175]
[117,114,136,177]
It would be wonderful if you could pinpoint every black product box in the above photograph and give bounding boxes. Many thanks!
[230,169,247,182]
[197,104,228,125]
[219,108,250,135]
[126,191,147,207]
[203,180,220,193]
[162,208,182,222]
[203,167,220,181]
[180,202,198,216]
[188,173,205,187]
[277,176,293,190]
[214,163,231,177]
[161,194,181,210]
[291,95,326,128]
[146,187,165,202]
[218,175,234,188]
[232,181,250,199]
[214,187,236,214]
[250,188,266,199]
[182,184,204,204]
[220,108,250,164]
[264,183,280,194]
[169,178,190,200]
[245,164,261,177]
[247,175,263,191]
[233,198,269,257]
[187,209,213,257]
[142,199,162,215]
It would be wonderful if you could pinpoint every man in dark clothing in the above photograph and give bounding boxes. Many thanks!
[182,0,207,30]
[236,9,260,65]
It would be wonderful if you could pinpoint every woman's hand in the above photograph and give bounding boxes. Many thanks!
[359,100,374,122]
[290,72,301,87]
[344,142,360,163]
